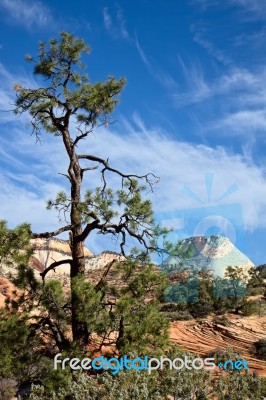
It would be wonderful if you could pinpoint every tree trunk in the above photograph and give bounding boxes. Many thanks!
[70,223,87,347]
[64,128,88,347]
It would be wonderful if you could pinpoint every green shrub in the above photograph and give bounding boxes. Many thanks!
[160,302,188,312]
[205,346,226,359]
[164,310,193,321]
[0,378,16,400]
[254,339,266,360]
[241,300,266,316]
[248,287,265,296]
[213,315,231,327]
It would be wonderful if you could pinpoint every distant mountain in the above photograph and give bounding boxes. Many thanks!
[29,237,94,276]
[0,235,255,301]
[1,237,122,283]
[29,238,123,282]
[0,238,142,303]
[160,235,254,277]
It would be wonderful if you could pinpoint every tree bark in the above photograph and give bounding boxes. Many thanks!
[63,127,88,346]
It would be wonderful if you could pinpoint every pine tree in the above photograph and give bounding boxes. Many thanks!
[12,32,169,349]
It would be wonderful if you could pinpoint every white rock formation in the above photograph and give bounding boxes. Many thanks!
[161,235,254,277]
[29,238,122,280]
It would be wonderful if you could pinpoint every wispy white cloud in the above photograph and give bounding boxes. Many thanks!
[0,63,40,124]
[116,5,129,39]
[103,6,112,31]
[232,0,266,15]
[0,64,17,119]
[0,173,65,232]
[184,0,266,142]
[2,110,266,253]
[3,84,266,232]
[192,28,233,66]
[174,61,266,139]
[103,6,177,91]
[0,0,52,28]
[174,59,261,105]
[103,5,129,40]
[234,28,266,48]
[175,60,210,105]
[135,37,151,68]
[2,65,266,256]
[85,119,266,234]
[193,0,266,19]
[212,110,266,134]
[135,37,178,90]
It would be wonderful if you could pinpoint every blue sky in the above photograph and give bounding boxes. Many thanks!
[1,0,266,265]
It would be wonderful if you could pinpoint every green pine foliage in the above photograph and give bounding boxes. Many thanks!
[0,220,32,275]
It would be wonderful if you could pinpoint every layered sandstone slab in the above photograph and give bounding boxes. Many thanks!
[170,315,266,376]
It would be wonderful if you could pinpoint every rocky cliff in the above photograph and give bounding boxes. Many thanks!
[29,237,93,275]
[30,239,125,288]
[161,235,254,277]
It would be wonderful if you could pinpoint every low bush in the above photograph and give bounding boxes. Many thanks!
[254,339,266,360]
[160,302,188,312]
[0,378,16,400]
[213,315,231,327]
[241,300,266,316]
[164,310,193,321]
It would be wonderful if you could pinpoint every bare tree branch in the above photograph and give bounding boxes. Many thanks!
[31,225,74,239]
[78,154,159,191]
[40,259,73,281]
[29,315,70,350]
[94,258,118,291]
[73,127,93,146]
[58,172,71,182]
[81,166,99,173]
[77,218,101,242]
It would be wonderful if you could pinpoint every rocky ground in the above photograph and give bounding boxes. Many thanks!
[170,314,266,376]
